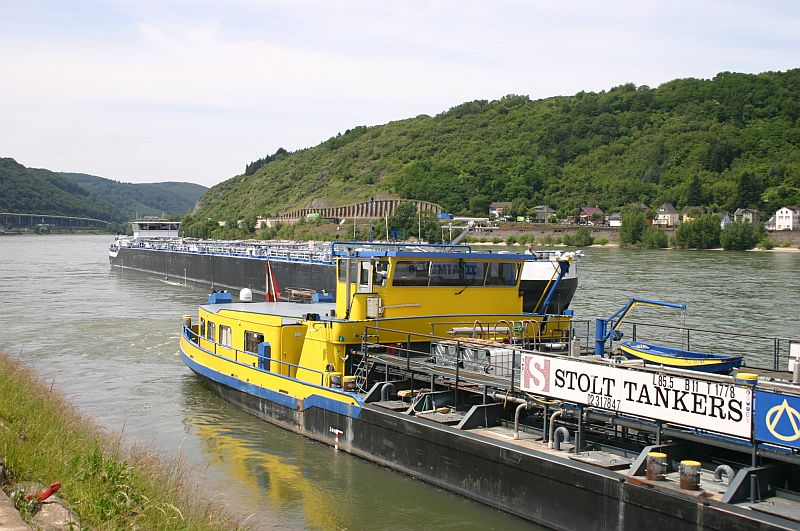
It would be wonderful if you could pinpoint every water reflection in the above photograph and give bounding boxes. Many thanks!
[179,378,537,530]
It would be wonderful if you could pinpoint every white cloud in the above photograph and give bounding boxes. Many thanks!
[0,1,798,185]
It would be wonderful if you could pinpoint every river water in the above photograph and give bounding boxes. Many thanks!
[0,235,798,529]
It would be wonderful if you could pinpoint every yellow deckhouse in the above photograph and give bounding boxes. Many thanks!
[180,244,573,416]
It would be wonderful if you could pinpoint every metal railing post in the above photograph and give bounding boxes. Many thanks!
[455,340,460,408]
[407,333,411,371]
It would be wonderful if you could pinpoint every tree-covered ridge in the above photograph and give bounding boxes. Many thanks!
[64,173,207,218]
[0,158,122,221]
[0,158,208,222]
[195,69,800,222]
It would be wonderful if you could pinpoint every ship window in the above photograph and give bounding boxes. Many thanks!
[220,325,232,347]
[485,262,519,286]
[200,317,206,337]
[374,260,389,287]
[337,259,358,284]
[429,260,486,286]
[245,331,264,353]
[207,321,216,342]
[392,260,430,286]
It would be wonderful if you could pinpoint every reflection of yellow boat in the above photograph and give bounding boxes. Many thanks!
[188,412,337,529]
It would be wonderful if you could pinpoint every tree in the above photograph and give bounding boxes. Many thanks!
[387,202,419,237]
[734,171,763,209]
[686,175,705,206]
[641,227,668,248]
[619,210,646,246]
[674,214,720,249]
[563,227,594,247]
[720,221,760,250]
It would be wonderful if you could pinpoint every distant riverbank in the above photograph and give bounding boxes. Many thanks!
[0,350,241,530]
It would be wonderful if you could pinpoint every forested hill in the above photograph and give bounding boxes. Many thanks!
[64,173,207,218]
[193,69,800,223]
[0,158,208,222]
[0,158,122,221]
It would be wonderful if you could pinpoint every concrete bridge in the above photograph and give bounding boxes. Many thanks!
[279,199,442,220]
[0,212,110,229]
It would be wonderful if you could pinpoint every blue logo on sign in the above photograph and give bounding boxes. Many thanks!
[755,391,800,449]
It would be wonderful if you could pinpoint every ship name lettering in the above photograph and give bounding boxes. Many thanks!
[554,369,615,396]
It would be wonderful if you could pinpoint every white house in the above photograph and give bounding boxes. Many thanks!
[775,206,800,230]
[608,212,622,227]
[653,203,679,227]
[719,213,732,230]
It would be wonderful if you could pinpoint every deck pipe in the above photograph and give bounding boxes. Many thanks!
[380,382,396,402]
[714,464,735,485]
[548,410,564,449]
[553,427,571,451]
[513,402,529,440]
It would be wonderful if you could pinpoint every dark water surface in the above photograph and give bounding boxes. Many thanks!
[1,235,798,529]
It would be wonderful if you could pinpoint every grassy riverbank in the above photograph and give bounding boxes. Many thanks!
[0,350,241,529]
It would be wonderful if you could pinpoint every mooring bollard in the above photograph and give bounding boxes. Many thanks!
[646,452,668,481]
[679,460,701,490]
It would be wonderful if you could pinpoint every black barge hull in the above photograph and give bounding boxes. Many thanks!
[111,247,576,312]
[187,365,787,531]
[110,247,336,297]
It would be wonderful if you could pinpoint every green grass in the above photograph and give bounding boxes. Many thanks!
[0,351,242,529]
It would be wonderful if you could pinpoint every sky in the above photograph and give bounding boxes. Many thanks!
[1,1,799,187]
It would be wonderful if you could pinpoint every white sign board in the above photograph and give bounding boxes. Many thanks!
[520,353,752,438]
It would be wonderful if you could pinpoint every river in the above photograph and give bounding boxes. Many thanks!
[0,235,798,529]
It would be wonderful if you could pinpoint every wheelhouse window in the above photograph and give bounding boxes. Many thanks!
[200,317,206,337]
[485,262,519,286]
[337,259,358,284]
[207,321,216,342]
[244,331,264,354]
[392,260,430,286]
[219,325,232,347]
[429,260,486,286]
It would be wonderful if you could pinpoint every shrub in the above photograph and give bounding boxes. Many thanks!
[720,221,759,250]
[641,227,669,248]
[505,235,518,245]
[674,215,720,249]
[758,238,774,250]
[492,237,503,244]
[619,210,646,246]
[594,237,609,245]
[564,227,593,247]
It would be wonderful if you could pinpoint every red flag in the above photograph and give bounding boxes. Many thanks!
[265,258,281,301]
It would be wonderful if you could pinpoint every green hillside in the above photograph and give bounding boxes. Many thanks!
[63,173,207,218]
[0,158,122,221]
[193,69,800,224]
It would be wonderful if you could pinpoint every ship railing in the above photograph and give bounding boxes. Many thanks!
[124,239,334,261]
[355,321,587,397]
[609,319,797,372]
[183,325,327,385]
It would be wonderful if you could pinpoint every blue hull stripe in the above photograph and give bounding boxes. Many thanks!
[180,347,362,419]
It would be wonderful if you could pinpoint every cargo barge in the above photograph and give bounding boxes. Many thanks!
[109,219,578,313]
[179,243,800,530]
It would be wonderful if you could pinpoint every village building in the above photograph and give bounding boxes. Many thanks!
[608,212,622,227]
[681,206,707,222]
[719,212,733,230]
[532,205,556,222]
[580,206,605,225]
[733,208,760,224]
[489,201,512,219]
[653,203,680,227]
[775,206,800,230]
